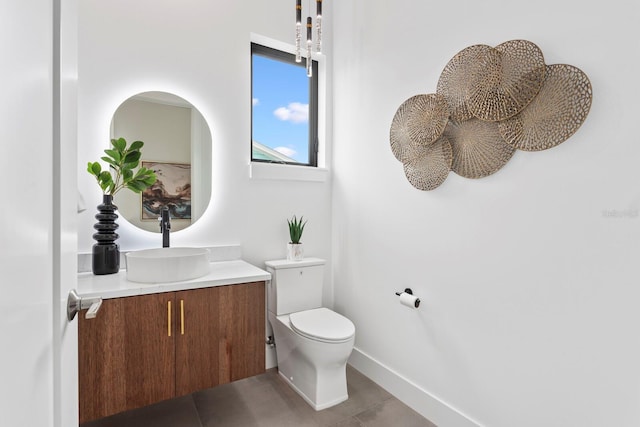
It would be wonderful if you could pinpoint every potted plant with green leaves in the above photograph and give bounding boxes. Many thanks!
[87,137,156,275]
[287,215,306,261]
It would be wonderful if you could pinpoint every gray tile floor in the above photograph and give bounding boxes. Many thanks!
[82,365,437,427]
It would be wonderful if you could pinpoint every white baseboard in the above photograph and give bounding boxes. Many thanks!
[348,347,482,427]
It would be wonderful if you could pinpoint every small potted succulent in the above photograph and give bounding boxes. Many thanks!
[87,137,156,275]
[287,215,306,261]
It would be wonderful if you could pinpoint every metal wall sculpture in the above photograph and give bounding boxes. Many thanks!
[390,40,592,191]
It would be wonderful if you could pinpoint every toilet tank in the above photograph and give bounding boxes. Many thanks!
[265,258,325,315]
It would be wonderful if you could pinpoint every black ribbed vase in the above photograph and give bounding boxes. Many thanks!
[92,194,120,275]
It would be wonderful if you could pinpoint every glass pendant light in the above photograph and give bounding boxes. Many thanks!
[315,0,322,53]
[295,0,302,62]
[306,17,312,77]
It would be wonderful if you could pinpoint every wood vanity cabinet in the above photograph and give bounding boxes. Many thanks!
[78,282,265,424]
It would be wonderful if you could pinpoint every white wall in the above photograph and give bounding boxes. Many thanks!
[77,0,333,300]
[333,1,640,426]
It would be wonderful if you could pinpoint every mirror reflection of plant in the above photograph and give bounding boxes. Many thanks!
[87,137,157,195]
[287,215,306,244]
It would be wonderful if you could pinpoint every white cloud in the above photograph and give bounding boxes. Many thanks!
[252,98,259,106]
[274,146,297,158]
[273,102,309,123]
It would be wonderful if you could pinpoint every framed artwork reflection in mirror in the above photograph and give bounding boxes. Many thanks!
[141,161,191,220]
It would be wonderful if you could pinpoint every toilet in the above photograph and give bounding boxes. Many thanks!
[265,258,355,411]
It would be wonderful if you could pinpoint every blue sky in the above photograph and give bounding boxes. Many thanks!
[252,54,309,163]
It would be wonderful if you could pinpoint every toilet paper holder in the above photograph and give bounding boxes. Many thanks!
[395,288,421,308]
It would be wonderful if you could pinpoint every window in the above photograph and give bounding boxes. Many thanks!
[251,43,318,167]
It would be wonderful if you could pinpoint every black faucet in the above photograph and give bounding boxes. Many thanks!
[160,206,171,248]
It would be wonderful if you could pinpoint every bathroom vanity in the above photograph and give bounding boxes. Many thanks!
[76,259,270,423]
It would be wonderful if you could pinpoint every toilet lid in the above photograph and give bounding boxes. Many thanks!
[289,308,355,343]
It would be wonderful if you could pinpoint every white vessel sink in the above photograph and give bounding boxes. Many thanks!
[125,247,211,283]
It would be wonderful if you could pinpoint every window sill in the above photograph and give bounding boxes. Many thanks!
[249,162,328,182]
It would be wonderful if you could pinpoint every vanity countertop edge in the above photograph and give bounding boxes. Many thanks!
[77,259,271,300]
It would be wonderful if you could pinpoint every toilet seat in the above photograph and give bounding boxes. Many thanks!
[289,307,355,343]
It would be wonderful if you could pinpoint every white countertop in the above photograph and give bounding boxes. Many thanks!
[78,259,271,299]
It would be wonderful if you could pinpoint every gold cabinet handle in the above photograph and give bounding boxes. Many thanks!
[180,299,185,335]
[167,300,172,337]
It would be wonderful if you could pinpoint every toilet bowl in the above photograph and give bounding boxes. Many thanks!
[269,308,355,410]
[265,258,356,411]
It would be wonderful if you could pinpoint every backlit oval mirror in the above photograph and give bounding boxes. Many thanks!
[110,91,212,233]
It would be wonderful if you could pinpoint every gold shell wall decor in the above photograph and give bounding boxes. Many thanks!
[388,40,592,191]
[403,136,453,191]
[467,40,546,122]
[444,119,515,179]
[437,44,493,122]
[390,94,450,163]
[497,64,593,151]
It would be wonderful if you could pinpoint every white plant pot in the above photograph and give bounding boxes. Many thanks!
[287,243,304,261]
